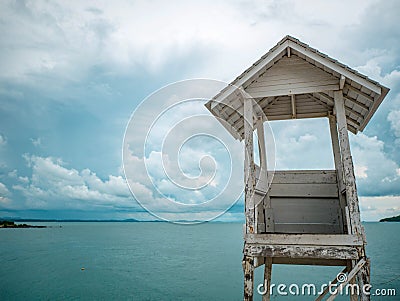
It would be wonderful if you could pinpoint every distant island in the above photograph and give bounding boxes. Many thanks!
[379,215,400,222]
[0,220,46,228]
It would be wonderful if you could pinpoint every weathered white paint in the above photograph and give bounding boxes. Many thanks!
[244,234,363,246]
[244,96,256,234]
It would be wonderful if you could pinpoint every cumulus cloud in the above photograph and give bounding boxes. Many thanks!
[360,196,400,221]
[0,0,381,87]
[388,110,400,144]
[351,133,400,196]
[12,155,135,211]
[0,182,11,205]
[269,118,335,170]
[1,0,399,221]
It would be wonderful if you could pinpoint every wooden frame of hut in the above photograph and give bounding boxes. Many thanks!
[205,36,389,301]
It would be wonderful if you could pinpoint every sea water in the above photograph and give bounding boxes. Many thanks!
[0,222,399,300]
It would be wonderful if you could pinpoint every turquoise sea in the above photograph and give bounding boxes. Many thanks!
[0,222,399,300]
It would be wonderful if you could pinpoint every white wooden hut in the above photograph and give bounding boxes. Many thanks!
[205,36,389,301]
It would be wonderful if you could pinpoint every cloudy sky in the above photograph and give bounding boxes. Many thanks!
[0,0,399,221]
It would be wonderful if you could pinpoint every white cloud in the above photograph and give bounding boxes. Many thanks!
[356,58,400,89]
[270,118,335,170]
[354,165,368,179]
[7,169,17,178]
[0,0,380,87]
[360,196,400,221]
[0,133,6,146]
[13,155,135,211]
[30,137,42,147]
[351,133,400,196]
[388,110,400,143]
[0,182,11,205]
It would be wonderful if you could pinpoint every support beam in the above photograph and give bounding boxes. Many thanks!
[243,256,255,301]
[291,94,296,118]
[329,115,344,192]
[244,96,256,234]
[358,258,371,301]
[256,118,268,184]
[339,75,346,90]
[262,258,273,301]
[315,266,348,301]
[329,114,347,234]
[334,90,363,238]
[348,260,358,301]
[326,258,366,301]
[287,47,291,58]
[345,84,375,103]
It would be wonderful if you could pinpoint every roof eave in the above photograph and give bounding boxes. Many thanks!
[358,86,390,132]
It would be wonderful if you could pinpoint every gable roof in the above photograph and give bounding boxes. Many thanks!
[205,35,390,139]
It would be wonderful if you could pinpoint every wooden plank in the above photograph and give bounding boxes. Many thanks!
[296,106,327,114]
[246,79,339,94]
[252,74,336,87]
[265,112,328,120]
[244,244,359,259]
[269,183,338,197]
[345,84,374,103]
[271,198,340,219]
[272,257,347,266]
[272,170,337,184]
[273,223,342,234]
[248,84,339,98]
[244,234,363,246]
[271,196,343,234]
[343,94,370,111]
[244,96,256,234]
[255,197,266,233]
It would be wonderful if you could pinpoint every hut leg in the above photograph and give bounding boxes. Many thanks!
[347,260,358,301]
[243,255,255,301]
[357,259,371,301]
[262,258,272,301]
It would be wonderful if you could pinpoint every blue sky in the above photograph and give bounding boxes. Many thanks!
[0,0,399,221]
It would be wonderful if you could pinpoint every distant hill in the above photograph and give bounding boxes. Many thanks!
[0,218,140,223]
[380,215,400,222]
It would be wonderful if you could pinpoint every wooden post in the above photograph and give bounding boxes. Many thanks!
[329,114,346,233]
[243,256,255,301]
[329,114,344,192]
[244,96,256,234]
[262,258,272,301]
[256,117,267,183]
[335,90,370,300]
[255,118,267,233]
[333,91,363,237]
[357,259,371,301]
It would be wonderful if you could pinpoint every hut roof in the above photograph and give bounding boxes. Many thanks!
[205,35,389,139]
